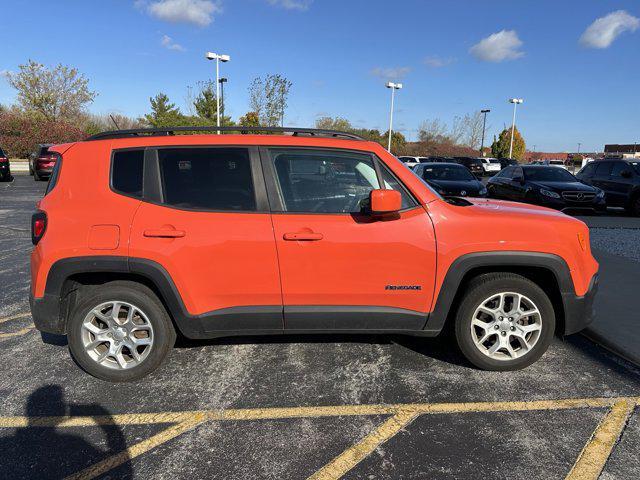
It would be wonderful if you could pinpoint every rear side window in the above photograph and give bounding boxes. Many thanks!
[158,147,255,211]
[611,162,629,177]
[112,150,144,198]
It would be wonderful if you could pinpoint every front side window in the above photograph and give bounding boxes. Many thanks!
[579,163,596,177]
[524,167,576,182]
[269,149,414,213]
[112,149,144,198]
[595,162,612,177]
[158,148,255,211]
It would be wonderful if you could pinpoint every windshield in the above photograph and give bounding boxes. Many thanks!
[423,165,475,181]
[524,167,576,182]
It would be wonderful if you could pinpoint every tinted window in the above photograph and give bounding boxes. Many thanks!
[513,167,523,179]
[38,146,51,156]
[611,162,629,177]
[595,162,612,177]
[422,165,475,181]
[0,147,5,157]
[524,167,576,182]
[112,150,144,198]
[159,148,255,211]
[579,163,596,177]
[496,166,514,178]
[631,161,640,174]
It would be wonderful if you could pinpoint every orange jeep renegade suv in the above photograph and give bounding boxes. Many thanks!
[30,127,599,382]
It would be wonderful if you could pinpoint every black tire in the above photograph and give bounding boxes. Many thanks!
[67,281,176,382]
[454,273,555,371]
[630,194,640,217]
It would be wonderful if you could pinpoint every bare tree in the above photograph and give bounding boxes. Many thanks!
[417,119,449,143]
[248,74,293,127]
[462,111,486,150]
[7,60,96,121]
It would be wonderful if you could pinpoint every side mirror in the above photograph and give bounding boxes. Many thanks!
[621,169,632,178]
[369,189,401,215]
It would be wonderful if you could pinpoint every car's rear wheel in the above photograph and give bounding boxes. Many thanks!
[454,273,555,371]
[630,194,640,217]
[67,281,176,382]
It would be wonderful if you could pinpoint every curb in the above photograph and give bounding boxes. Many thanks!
[583,329,640,367]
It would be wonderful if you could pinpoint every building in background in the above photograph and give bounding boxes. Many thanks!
[604,144,640,158]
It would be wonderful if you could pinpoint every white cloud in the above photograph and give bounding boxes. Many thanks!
[370,66,411,81]
[161,34,185,51]
[580,10,639,49]
[470,30,524,62]
[139,0,222,26]
[267,0,312,10]
[424,56,455,68]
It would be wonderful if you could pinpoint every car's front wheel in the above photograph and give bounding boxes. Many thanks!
[454,273,555,371]
[67,281,176,382]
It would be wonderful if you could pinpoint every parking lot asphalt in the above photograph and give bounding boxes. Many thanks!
[1,174,639,480]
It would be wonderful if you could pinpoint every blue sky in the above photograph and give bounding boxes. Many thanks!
[1,0,639,152]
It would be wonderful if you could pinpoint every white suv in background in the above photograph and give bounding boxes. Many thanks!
[397,156,428,169]
[480,158,501,175]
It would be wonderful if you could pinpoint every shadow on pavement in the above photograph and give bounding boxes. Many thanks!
[0,385,132,479]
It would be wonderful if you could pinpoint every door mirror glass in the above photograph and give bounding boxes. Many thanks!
[370,189,401,215]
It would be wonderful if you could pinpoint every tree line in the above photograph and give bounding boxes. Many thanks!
[0,59,527,160]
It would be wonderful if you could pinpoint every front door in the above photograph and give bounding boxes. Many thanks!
[262,147,437,331]
[129,146,282,332]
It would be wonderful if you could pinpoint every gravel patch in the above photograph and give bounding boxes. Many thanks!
[590,227,640,263]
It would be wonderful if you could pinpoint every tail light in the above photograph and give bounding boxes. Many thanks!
[0,157,7,163]
[37,154,57,165]
[31,211,47,245]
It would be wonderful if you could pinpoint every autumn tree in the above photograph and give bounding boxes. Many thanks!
[491,126,526,160]
[315,116,353,132]
[248,74,293,127]
[7,60,96,121]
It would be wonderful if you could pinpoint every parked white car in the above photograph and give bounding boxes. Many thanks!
[531,160,568,170]
[397,156,429,169]
[479,158,502,175]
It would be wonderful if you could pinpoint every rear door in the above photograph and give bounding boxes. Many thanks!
[262,147,437,331]
[129,146,283,332]
[607,161,635,206]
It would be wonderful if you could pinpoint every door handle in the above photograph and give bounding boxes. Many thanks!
[143,229,186,238]
[283,232,323,241]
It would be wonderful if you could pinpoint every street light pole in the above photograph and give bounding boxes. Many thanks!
[508,98,523,158]
[219,77,227,127]
[386,82,403,152]
[205,52,230,134]
[480,109,490,156]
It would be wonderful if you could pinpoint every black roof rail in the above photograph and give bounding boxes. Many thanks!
[85,126,365,141]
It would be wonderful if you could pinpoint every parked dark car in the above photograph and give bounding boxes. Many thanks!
[498,157,519,169]
[452,157,485,177]
[487,165,606,213]
[29,144,56,181]
[0,147,11,181]
[413,162,487,197]
[576,159,640,216]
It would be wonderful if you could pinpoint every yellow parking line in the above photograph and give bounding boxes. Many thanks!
[1,396,638,429]
[0,326,34,339]
[65,415,207,480]
[565,400,636,480]
[307,410,418,480]
[0,312,31,324]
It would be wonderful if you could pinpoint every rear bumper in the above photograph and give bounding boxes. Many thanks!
[562,273,599,335]
[30,292,65,334]
[35,167,53,177]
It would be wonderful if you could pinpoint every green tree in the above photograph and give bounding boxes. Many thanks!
[315,116,353,132]
[491,126,526,160]
[7,59,96,121]
[143,93,183,127]
[249,74,293,127]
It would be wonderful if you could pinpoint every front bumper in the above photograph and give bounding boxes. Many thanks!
[562,273,599,335]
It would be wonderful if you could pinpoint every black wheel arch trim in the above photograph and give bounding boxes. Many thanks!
[424,251,595,336]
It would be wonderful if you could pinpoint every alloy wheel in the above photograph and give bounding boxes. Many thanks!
[80,301,154,370]
[470,292,542,361]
